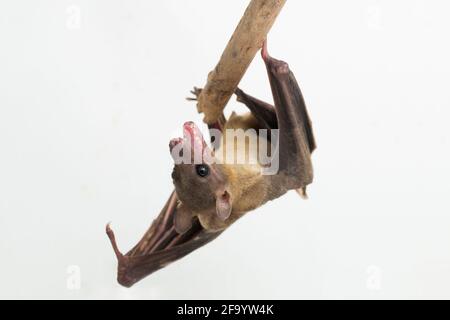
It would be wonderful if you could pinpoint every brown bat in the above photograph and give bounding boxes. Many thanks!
[106,41,316,287]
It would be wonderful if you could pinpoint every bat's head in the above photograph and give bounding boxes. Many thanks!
[170,122,232,229]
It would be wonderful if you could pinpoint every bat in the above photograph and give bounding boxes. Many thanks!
[106,41,316,287]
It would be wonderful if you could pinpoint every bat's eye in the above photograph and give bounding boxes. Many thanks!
[195,164,210,177]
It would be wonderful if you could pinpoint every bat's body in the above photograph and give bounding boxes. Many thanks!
[107,42,316,287]
[194,113,270,230]
[171,42,315,232]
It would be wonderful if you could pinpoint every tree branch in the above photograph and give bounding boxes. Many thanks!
[196,0,287,124]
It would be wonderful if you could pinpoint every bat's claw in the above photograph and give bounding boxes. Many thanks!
[106,223,138,287]
[234,87,245,103]
[186,86,202,101]
[106,223,124,259]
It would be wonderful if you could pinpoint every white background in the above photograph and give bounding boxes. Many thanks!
[1,0,450,299]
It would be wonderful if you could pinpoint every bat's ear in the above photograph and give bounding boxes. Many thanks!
[174,203,193,234]
[215,190,232,221]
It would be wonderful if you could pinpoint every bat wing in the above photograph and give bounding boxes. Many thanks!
[106,191,222,287]
[285,70,316,153]
[261,43,316,191]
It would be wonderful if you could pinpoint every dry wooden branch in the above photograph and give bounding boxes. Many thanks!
[197,0,287,124]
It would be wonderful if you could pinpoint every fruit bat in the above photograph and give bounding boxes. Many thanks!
[106,41,316,287]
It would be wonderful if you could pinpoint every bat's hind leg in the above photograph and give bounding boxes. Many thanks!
[261,41,316,190]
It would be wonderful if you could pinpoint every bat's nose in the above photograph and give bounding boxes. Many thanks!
[183,121,201,142]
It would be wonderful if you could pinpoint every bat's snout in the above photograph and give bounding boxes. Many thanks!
[182,121,203,145]
[170,122,211,164]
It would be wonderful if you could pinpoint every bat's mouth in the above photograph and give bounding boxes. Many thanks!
[183,121,205,150]
[170,122,210,163]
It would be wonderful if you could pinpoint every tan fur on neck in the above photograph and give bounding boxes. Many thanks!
[197,112,270,231]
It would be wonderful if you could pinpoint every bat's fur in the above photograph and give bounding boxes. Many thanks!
[172,112,271,231]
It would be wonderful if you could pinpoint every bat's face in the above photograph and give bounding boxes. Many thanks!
[170,122,232,220]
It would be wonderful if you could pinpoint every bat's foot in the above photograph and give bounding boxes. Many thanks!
[261,40,289,75]
[186,86,202,101]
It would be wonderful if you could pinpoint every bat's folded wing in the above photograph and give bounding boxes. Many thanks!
[106,191,222,287]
